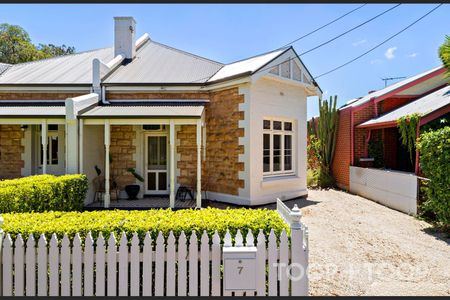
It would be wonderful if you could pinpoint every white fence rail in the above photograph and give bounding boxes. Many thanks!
[0,200,308,296]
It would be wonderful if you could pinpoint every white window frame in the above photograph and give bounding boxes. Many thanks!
[263,118,295,177]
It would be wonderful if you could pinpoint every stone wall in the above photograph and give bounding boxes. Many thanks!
[173,88,245,196]
[204,88,245,196]
[109,125,136,189]
[0,125,24,179]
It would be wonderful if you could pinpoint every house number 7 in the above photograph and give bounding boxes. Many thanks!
[238,260,243,274]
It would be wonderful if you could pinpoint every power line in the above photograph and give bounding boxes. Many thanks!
[280,4,367,48]
[299,4,401,56]
[314,3,443,80]
[191,3,400,84]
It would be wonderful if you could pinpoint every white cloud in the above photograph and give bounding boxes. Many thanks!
[352,39,367,47]
[385,47,397,60]
[408,53,418,58]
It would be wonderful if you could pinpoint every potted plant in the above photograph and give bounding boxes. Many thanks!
[125,168,144,200]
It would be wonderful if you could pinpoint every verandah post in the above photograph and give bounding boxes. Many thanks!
[196,119,202,208]
[104,120,111,208]
[169,120,175,208]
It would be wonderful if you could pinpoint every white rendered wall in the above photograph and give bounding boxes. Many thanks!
[349,166,417,215]
[248,77,308,205]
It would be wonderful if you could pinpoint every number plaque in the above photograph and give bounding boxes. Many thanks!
[222,246,257,291]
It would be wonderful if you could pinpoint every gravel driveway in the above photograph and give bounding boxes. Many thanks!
[296,189,450,296]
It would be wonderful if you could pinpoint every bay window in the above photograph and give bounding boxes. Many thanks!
[263,119,295,176]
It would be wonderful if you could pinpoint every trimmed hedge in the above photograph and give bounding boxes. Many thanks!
[2,208,289,243]
[417,126,450,226]
[0,174,88,213]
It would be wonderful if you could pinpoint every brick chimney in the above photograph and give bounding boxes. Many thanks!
[114,17,136,61]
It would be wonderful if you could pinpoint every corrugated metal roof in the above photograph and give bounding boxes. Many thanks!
[0,47,113,85]
[0,106,65,117]
[341,66,446,109]
[207,48,287,82]
[359,85,450,127]
[0,63,11,75]
[104,40,223,84]
[80,104,204,118]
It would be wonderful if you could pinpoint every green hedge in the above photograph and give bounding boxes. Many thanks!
[417,126,450,226]
[2,208,289,243]
[0,174,88,213]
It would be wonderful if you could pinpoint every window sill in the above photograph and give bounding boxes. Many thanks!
[261,174,299,188]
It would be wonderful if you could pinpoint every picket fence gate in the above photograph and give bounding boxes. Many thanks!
[0,199,309,296]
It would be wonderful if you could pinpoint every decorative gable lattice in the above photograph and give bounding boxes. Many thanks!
[267,58,313,85]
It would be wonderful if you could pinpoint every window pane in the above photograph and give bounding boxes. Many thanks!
[158,172,167,190]
[273,135,281,171]
[273,121,282,130]
[148,137,158,168]
[51,136,58,165]
[48,125,58,131]
[263,134,270,172]
[159,136,167,167]
[284,135,292,171]
[147,172,156,190]
[284,122,292,131]
[143,125,161,130]
[263,120,271,130]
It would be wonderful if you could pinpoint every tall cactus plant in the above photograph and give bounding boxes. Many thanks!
[308,95,339,187]
[318,95,339,173]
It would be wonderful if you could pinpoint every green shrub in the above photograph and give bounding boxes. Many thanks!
[416,126,450,227]
[1,208,289,243]
[0,174,88,213]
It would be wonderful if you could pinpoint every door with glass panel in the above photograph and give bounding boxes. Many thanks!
[145,134,168,194]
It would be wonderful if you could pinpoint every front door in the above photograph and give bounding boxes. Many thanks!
[145,134,168,194]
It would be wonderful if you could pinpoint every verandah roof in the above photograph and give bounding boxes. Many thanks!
[0,105,65,118]
[357,85,450,129]
[79,104,204,118]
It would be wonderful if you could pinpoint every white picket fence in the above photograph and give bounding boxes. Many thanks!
[0,199,309,296]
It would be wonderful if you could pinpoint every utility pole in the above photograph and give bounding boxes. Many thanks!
[381,76,407,87]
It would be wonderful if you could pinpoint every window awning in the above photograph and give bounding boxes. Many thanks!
[79,104,204,119]
[357,85,450,129]
[0,105,65,118]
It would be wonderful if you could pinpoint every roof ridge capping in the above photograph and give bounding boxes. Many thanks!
[148,39,224,66]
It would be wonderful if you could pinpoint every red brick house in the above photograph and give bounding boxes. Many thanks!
[331,66,449,214]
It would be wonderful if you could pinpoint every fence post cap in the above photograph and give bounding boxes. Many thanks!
[290,204,302,228]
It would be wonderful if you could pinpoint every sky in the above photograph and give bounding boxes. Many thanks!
[1,4,448,118]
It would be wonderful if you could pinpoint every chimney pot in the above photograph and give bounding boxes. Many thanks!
[114,16,136,60]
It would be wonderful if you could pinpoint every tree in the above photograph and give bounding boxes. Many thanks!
[439,35,450,77]
[0,23,75,64]
[37,43,75,58]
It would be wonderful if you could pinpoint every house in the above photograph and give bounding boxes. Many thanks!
[0,17,322,208]
[331,66,449,214]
